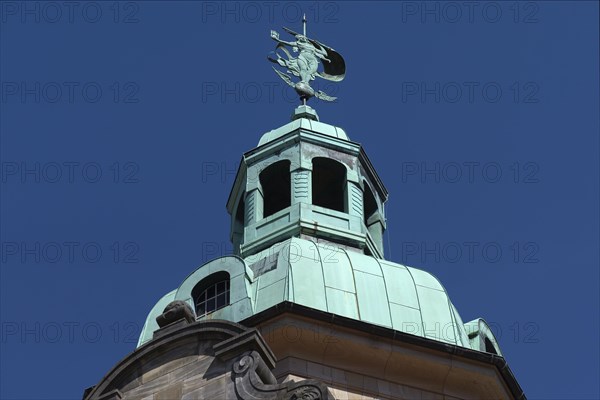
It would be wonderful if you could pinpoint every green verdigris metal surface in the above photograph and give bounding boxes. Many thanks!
[137,109,502,356]
[137,237,499,354]
[268,17,345,103]
[228,104,388,260]
[257,106,348,146]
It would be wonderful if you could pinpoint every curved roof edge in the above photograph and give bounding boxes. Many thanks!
[137,238,502,356]
[258,117,349,146]
[464,318,503,356]
[136,289,177,347]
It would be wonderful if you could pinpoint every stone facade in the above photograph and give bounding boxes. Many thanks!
[248,303,524,400]
[83,303,329,400]
[84,301,524,399]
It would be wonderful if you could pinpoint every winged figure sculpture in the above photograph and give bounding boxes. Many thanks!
[268,18,345,104]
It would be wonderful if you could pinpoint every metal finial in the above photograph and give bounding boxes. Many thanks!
[303,13,306,36]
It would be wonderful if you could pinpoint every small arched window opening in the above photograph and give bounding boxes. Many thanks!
[363,182,378,226]
[191,271,230,317]
[312,157,346,212]
[484,337,498,355]
[260,160,291,218]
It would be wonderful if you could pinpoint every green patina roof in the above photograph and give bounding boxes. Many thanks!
[258,116,349,147]
[138,237,497,353]
[137,110,502,357]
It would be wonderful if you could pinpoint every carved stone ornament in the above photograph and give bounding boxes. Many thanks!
[155,300,195,327]
[233,351,329,400]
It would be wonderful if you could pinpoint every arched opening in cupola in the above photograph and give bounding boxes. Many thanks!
[312,157,347,213]
[260,160,291,218]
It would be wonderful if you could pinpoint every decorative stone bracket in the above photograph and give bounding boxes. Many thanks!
[233,351,329,400]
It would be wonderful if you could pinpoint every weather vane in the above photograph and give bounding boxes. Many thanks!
[268,14,345,104]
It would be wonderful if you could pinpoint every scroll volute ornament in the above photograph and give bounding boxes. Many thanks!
[233,351,329,400]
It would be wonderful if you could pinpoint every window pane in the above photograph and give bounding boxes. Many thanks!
[197,301,206,316]
[207,285,215,299]
[217,293,226,308]
[207,298,216,313]
[217,281,225,292]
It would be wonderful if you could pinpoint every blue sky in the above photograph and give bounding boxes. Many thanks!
[1,1,598,399]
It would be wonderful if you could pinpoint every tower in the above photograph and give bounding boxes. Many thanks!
[83,23,525,400]
[228,105,386,261]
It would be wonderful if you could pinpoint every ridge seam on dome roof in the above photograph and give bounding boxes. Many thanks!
[389,301,420,311]
[415,283,445,292]
[305,237,330,312]
[402,264,426,333]
[341,246,362,321]
[418,266,461,346]
[373,256,395,328]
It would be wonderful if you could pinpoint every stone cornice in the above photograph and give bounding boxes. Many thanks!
[242,301,525,400]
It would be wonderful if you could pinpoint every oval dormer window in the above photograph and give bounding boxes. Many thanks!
[191,271,230,317]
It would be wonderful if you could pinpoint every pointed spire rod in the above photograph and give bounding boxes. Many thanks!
[302,14,307,105]
[303,13,306,36]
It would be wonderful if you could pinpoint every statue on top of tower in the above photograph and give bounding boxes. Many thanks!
[268,15,345,104]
